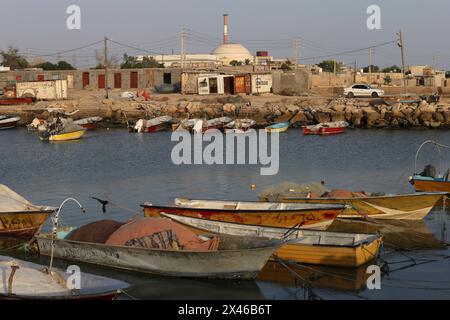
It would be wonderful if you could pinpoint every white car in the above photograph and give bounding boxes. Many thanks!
[344,83,384,98]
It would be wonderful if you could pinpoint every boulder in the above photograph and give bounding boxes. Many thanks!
[222,103,236,114]
[313,111,330,123]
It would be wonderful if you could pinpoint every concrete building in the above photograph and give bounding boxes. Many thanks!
[136,54,221,68]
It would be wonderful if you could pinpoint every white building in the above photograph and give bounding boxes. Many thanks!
[136,54,221,68]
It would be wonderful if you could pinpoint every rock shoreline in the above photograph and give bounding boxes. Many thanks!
[8,96,450,129]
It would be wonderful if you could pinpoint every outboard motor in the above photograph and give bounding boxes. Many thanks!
[419,164,436,178]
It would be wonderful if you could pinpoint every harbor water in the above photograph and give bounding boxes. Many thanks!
[1,128,449,299]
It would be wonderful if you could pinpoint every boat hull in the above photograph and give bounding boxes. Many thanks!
[261,192,446,220]
[47,130,85,142]
[146,122,172,133]
[143,206,340,230]
[265,122,289,133]
[0,211,51,237]
[36,235,279,279]
[161,213,382,268]
[411,178,450,193]
[0,97,35,105]
[303,126,345,135]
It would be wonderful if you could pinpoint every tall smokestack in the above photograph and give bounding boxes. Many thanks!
[223,14,229,44]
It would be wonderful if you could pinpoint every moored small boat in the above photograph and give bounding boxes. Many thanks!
[36,217,282,279]
[0,255,129,300]
[0,97,35,105]
[0,184,55,238]
[142,198,347,230]
[161,213,383,267]
[40,129,86,142]
[74,116,103,130]
[133,116,173,133]
[224,119,256,133]
[260,192,446,220]
[265,121,289,133]
[303,121,348,136]
[0,116,21,130]
[39,118,86,142]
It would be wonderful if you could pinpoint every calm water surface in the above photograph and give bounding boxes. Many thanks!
[1,128,449,299]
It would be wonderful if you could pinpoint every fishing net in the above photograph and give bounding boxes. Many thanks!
[258,182,329,201]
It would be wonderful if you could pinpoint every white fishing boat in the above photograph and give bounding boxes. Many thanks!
[0,116,21,130]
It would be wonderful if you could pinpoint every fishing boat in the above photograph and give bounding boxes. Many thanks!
[409,140,450,193]
[74,116,103,130]
[265,121,290,133]
[303,121,349,135]
[36,217,282,279]
[260,192,446,220]
[205,117,232,131]
[0,97,35,105]
[161,213,383,268]
[39,118,86,142]
[0,184,55,238]
[224,119,256,133]
[133,116,173,133]
[0,255,129,300]
[0,116,21,130]
[142,198,347,230]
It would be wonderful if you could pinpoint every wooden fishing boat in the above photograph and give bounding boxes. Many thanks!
[224,119,256,134]
[265,121,289,133]
[142,198,347,230]
[260,192,446,220]
[205,117,232,132]
[303,121,348,136]
[40,129,86,142]
[0,184,55,238]
[133,116,173,133]
[0,97,35,105]
[409,140,450,193]
[0,256,129,300]
[160,213,383,267]
[74,116,103,130]
[0,116,21,130]
[36,217,282,279]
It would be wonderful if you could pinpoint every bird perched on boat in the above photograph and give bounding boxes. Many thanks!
[91,197,109,213]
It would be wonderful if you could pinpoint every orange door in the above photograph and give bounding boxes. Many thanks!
[82,72,90,87]
[114,73,122,88]
[130,72,138,88]
[234,76,246,93]
[98,74,105,89]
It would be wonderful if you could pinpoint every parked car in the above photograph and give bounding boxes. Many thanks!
[344,83,384,98]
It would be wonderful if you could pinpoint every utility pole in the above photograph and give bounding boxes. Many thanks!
[432,53,438,71]
[398,30,407,95]
[104,36,109,99]
[180,27,186,69]
[333,59,336,76]
[354,60,357,83]
[293,38,300,70]
[368,47,373,84]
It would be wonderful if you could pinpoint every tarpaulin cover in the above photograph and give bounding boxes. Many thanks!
[106,217,219,251]
[67,220,125,244]
[0,184,44,212]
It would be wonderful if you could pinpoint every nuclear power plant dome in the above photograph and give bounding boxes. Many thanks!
[212,14,253,65]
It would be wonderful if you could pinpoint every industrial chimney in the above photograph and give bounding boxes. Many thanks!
[223,14,229,44]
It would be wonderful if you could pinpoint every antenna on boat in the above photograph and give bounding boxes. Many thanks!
[48,198,85,274]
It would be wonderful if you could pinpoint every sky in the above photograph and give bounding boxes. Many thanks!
[1,0,449,69]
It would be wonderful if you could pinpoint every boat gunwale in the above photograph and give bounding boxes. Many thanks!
[159,213,381,248]
[265,191,448,202]
[141,199,347,212]
[35,233,283,255]
[0,209,55,215]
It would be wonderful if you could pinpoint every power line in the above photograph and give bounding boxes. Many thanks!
[22,40,104,59]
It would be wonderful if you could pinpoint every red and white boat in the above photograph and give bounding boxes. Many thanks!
[133,116,173,133]
[0,116,21,130]
[74,116,103,130]
[303,121,349,136]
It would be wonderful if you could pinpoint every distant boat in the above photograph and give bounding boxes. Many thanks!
[265,121,289,133]
[0,184,55,238]
[40,118,86,142]
[0,255,129,300]
[161,213,383,268]
[142,198,347,230]
[0,116,21,130]
[133,116,173,133]
[0,97,35,105]
[74,117,103,130]
[224,119,256,133]
[303,121,349,135]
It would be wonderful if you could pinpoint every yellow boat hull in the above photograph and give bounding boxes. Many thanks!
[261,192,446,220]
[274,237,382,267]
[265,126,288,133]
[49,130,85,142]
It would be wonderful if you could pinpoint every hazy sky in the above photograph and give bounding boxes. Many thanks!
[1,0,449,69]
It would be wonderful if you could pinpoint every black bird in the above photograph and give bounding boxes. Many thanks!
[90,197,109,213]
